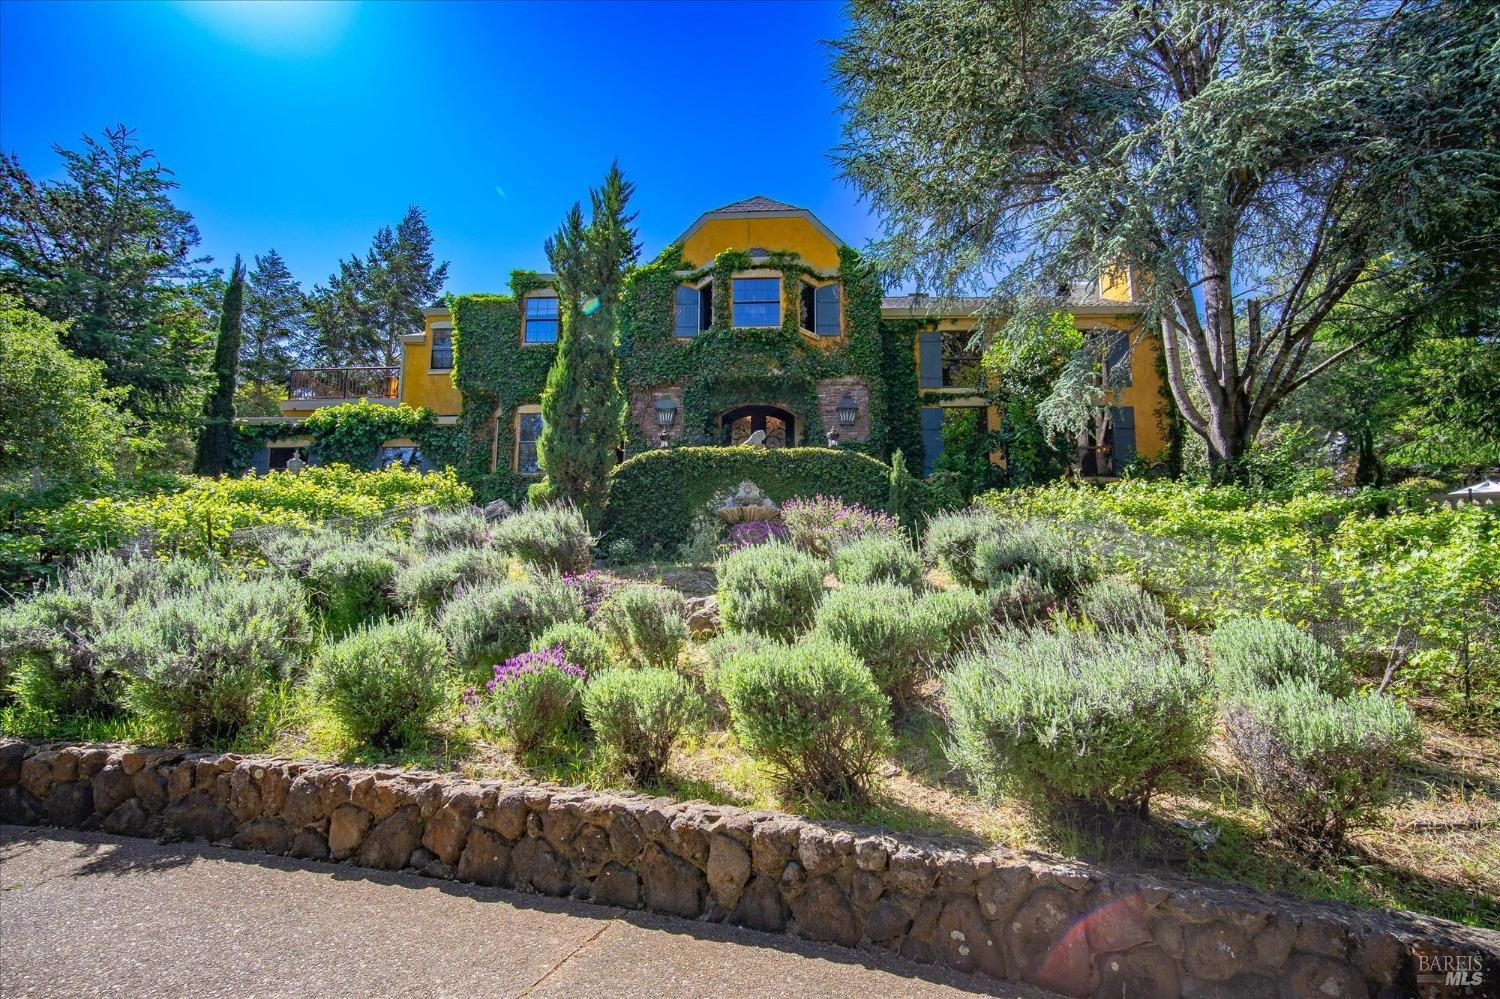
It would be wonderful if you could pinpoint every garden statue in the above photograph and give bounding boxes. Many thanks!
[717,481,780,524]
[744,429,767,448]
[285,450,307,475]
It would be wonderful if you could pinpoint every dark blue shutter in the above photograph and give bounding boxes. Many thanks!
[1110,406,1136,469]
[919,331,942,388]
[674,285,699,338]
[1106,333,1132,386]
[814,283,841,336]
[920,406,945,474]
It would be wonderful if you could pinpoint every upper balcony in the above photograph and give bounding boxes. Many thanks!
[282,366,400,413]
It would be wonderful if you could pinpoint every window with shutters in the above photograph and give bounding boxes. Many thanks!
[919,329,982,389]
[516,408,544,473]
[674,280,713,337]
[798,280,842,336]
[523,294,559,344]
[732,277,780,328]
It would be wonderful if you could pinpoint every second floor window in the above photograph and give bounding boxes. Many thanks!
[524,295,559,343]
[674,279,713,337]
[430,327,453,370]
[732,277,780,328]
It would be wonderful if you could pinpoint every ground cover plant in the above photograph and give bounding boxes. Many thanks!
[1,471,1495,930]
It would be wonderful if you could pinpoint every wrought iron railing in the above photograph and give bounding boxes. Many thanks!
[287,366,399,401]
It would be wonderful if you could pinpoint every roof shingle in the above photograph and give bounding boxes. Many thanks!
[711,195,801,214]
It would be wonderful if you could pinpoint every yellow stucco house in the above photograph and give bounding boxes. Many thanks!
[259,196,1168,483]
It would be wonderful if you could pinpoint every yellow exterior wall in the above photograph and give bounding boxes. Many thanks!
[400,312,462,417]
[907,311,1170,465]
[681,217,841,271]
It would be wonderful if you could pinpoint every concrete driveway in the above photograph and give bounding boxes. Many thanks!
[0,825,1049,998]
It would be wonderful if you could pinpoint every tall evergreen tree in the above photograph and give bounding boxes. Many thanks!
[532,163,639,524]
[194,256,245,477]
[0,125,214,435]
[833,0,1500,479]
[239,249,309,414]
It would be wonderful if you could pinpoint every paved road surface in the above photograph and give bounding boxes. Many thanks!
[0,825,1049,998]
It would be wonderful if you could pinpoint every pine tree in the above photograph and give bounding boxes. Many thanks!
[887,449,920,538]
[532,163,639,525]
[194,256,245,477]
[239,249,308,415]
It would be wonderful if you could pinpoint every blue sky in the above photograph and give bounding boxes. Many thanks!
[0,0,878,294]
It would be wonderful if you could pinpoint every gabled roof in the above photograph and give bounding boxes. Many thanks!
[676,195,845,250]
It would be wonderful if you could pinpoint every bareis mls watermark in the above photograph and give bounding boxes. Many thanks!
[1417,951,1488,993]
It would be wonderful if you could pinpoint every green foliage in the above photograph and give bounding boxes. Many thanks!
[604,447,891,554]
[239,249,310,416]
[886,448,921,536]
[472,655,584,754]
[719,635,892,801]
[492,503,593,574]
[410,506,491,553]
[437,576,583,675]
[392,546,508,615]
[717,542,826,637]
[1224,680,1421,853]
[309,617,448,747]
[923,510,1001,588]
[583,667,704,782]
[5,464,470,593]
[0,296,130,485]
[194,256,245,477]
[532,165,635,525]
[594,583,690,669]
[531,620,615,677]
[983,310,1078,485]
[300,400,438,469]
[102,574,311,743]
[945,627,1211,812]
[832,533,924,588]
[781,494,901,558]
[931,407,997,503]
[263,530,402,636]
[812,583,935,709]
[973,520,1096,598]
[1077,577,1167,633]
[1208,617,1353,697]
[912,587,992,663]
[984,567,1059,626]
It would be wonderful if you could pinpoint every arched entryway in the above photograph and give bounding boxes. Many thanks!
[720,405,795,447]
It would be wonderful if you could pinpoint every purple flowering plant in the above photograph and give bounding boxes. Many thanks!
[464,644,586,753]
[781,495,900,557]
[728,519,789,550]
[562,570,625,618]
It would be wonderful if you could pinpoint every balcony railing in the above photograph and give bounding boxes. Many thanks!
[288,366,399,401]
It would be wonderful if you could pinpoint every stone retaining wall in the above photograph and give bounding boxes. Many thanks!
[2,739,1495,998]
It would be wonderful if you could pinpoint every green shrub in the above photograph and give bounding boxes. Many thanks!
[437,576,583,675]
[492,504,592,574]
[781,496,901,558]
[717,542,826,636]
[923,510,1002,587]
[393,547,508,614]
[101,575,311,743]
[595,583,690,668]
[912,587,992,664]
[812,584,936,710]
[309,618,448,747]
[265,531,402,636]
[411,506,491,553]
[945,627,1211,813]
[1,554,220,730]
[719,636,891,801]
[972,520,1095,597]
[832,534,925,589]
[985,567,1060,625]
[1224,680,1421,852]
[531,620,615,677]
[602,446,893,554]
[583,668,705,782]
[469,649,584,753]
[1078,577,1167,633]
[1208,617,1354,696]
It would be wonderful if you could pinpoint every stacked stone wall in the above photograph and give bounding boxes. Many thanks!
[3,740,1494,998]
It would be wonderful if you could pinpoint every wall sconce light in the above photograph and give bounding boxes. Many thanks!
[654,397,677,427]
[836,393,859,427]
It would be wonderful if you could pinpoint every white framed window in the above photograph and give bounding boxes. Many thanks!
[732,277,780,328]
[523,295,559,343]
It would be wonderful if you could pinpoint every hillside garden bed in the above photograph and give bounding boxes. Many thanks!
[1,477,1495,932]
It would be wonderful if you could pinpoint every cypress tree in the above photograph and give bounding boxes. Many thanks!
[193,256,245,476]
[531,164,639,525]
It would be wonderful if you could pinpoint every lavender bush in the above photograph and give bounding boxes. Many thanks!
[728,519,789,550]
[781,495,899,558]
[466,646,585,753]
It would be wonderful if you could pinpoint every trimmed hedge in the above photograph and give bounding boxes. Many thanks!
[602,447,893,554]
